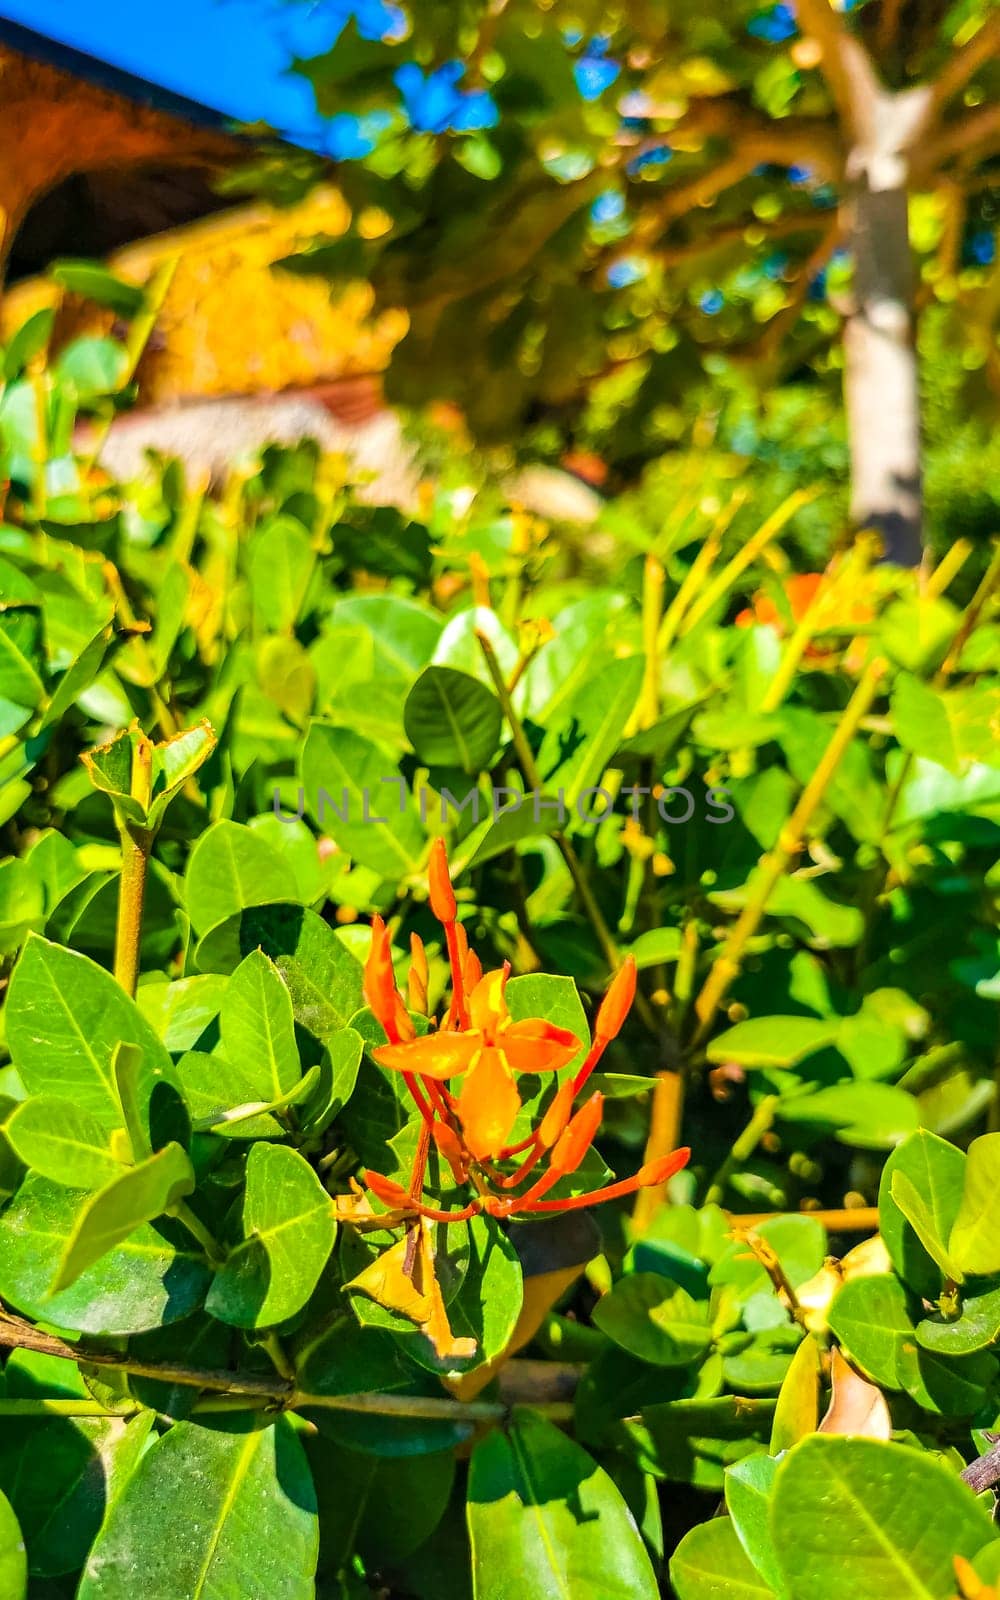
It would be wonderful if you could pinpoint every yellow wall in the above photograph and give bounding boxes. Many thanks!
[3,185,406,402]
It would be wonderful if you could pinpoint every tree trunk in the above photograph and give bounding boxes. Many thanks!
[842,138,923,566]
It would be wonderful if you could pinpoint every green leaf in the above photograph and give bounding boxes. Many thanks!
[878,1129,967,1299]
[300,722,426,878]
[221,949,301,1102]
[0,1174,209,1335]
[725,1454,783,1594]
[249,515,317,633]
[770,1435,998,1600]
[892,674,964,774]
[0,1488,26,1599]
[191,1063,321,1133]
[194,903,363,1043]
[4,307,54,379]
[5,935,174,1132]
[2,1096,123,1188]
[592,1274,712,1368]
[828,1274,995,1415]
[671,1514,775,1600]
[467,1407,658,1600]
[184,820,299,937]
[431,1214,523,1372]
[778,1083,919,1149]
[627,1397,777,1490]
[404,665,502,773]
[0,613,45,713]
[207,1144,336,1328]
[55,336,129,401]
[916,1284,1000,1356]
[77,1419,318,1600]
[535,655,645,821]
[705,1016,839,1069]
[50,260,146,316]
[52,1142,196,1292]
[890,1171,964,1283]
[0,1413,150,1580]
[769,1335,819,1454]
[950,1134,1000,1276]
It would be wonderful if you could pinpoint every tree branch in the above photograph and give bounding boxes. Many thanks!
[742,218,844,361]
[919,103,1000,174]
[0,1311,574,1424]
[931,11,1000,113]
[795,0,881,144]
[875,0,905,55]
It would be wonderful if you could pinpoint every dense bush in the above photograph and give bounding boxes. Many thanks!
[0,292,999,1597]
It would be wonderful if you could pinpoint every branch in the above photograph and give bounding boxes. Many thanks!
[0,1311,573,1425]
[795,0,881,143]
[875,0,905,55]
[932,11,1000,112]
[919,103,1000,173]
[741,218,844,362]
[961,1436,1000,1496]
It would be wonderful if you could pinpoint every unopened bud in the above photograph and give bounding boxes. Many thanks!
[636,1147,691,1187]
[550,1093,604,1176]
[428,836,457,923]
[408,932,429,1013]
[363,1170,411,1209]
[596,956,636,1042]
[538,1079,577,1149]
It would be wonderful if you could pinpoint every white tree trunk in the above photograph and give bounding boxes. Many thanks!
[843,176,922,566]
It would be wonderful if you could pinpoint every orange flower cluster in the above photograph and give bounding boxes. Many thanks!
[736,571,872,663]
[360,840,690,1224]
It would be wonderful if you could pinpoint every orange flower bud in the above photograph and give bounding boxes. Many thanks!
[363,916,414,1043]
[596,956,636,1042]
[428,837,457,923]
[636,1147,691,1187]
[363,1170,411,1209]
[408,932,429,1014]
[550,1092,603,1177]
[538,1079,576,1149]
[431,1119,469,1182]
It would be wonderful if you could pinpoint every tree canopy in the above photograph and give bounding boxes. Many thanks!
[271,0,1000,561]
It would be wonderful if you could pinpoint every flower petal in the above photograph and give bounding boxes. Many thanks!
[503,1019,582,1073]
[458,1047,521,1160]
[373,1031,481,1080]
[468,967,510,1035]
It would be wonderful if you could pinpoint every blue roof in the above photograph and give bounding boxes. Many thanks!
[0,1,339,147]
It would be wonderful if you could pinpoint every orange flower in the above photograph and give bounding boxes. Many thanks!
[374,965,581,1160]
[736,571,872,664]
[354,841,690,1241]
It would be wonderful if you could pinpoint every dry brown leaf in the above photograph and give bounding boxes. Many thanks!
[819,1346,892,1439]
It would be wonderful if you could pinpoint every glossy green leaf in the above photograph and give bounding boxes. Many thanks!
[0,1174,209,1334]
[77,1420,318,1600]
[705,1016,839,1070]
[468,1408,658,1600]
[878,1129,967,1299]
[725,1454,782,1594]
[2,1096,123,1189]
[890,1170,963,1282]
[52,1142,196,1292]
[671,1514,774,1600]
[770,1435,998,1600]
[0,1413,150,1579]
[300,721,426,878]
[404,665,502,773]
[950,1134,1000,1276]
[220,949,301,1102]
[592,1274,711,1368]
[0,1489,25,1599]
[917,1284,1000,1356]
[5,936,174,1132]
[184,820,299,937]
[207,1143,336,1328]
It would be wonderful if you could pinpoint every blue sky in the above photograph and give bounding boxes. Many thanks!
[0,0,355,144]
